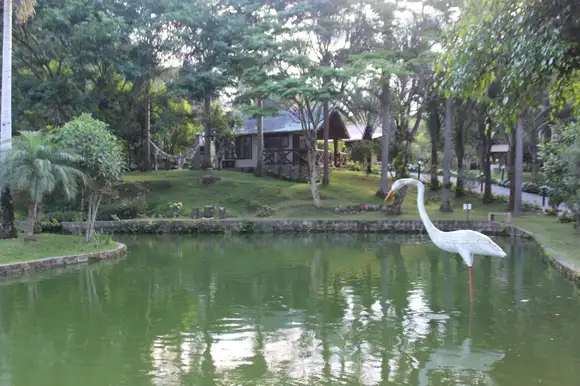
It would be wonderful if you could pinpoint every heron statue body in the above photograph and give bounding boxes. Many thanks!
[385,178,507,302]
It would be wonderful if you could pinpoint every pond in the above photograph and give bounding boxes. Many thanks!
[0,234,579,386]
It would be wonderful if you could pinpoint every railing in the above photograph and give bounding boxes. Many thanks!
[263,148,348,166]
[263,148,308,165]
[316,149,348,167]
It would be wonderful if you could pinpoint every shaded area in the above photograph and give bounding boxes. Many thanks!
[0,234,579,385]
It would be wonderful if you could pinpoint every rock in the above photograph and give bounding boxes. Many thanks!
[199,175,223,185]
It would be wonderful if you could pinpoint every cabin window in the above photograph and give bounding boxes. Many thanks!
[264,135,289,149]
[236,136,252,159]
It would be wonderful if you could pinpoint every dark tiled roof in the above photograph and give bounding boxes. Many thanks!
[240,110,304,134]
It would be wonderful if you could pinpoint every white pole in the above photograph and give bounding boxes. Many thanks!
[1,0,13,160]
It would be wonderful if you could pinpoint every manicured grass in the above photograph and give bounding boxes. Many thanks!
[122,169,510,218]
[0,234,116,265]
[120,169,580,273]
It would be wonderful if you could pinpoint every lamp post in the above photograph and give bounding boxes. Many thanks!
[417,160,422,180]
[463,202,472,220]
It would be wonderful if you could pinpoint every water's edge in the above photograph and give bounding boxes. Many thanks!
[0,242,127,277]
[58,219,579,285]
[6,219,577,285]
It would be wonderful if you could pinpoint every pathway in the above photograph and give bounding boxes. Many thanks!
[409,172,564,210]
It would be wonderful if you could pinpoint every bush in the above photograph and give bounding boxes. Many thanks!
[39,218,62,233]
[491,193,509,204]
[41,211,82,222]
[96,203,119,221]
[346,161,363,172]
[247,200,264,212]
[116,194,148,219]
[168,201,183,218]
[522,182,541,194]
[256,205,275,217]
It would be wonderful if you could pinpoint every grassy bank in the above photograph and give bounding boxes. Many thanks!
[0,234,117,265]
[122,169,513,219]
[116,169,580,272]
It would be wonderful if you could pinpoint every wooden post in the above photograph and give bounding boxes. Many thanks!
[203,205,215,218]
[333,139,339,167]
[191,208,200,219]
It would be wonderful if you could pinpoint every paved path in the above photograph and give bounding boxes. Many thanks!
[409,172,564,210]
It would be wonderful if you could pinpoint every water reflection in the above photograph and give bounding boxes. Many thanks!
[0,234,578,386]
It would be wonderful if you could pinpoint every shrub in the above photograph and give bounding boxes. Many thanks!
[247,200,264,212]
[168,201,183,218]
[117,194,148,219]
[522,182,541,194]
[256,205,275,217]
[346,161,363,172]
[39,218,62,233]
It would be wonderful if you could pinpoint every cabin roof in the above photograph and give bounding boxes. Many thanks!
[490,144,509,153]
[239,109,350,139]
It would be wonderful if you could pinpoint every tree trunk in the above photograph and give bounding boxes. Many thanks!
[307,141,321,208]
[508,135,515,211]
[427,97,440,191]
[322,100,330,185]
[480,115,493,203]
[440,98,453,212]
[255,99,264,177]
[1,0,13,159]
[530,125,539,182]
[203,94,212,168]
[143,84,151,171]
[513,114,524,217]
[455,119,465,198]
[27,201,38,240]
[0,186,16,239]
[377,81,391,197]
[85,191,103,242]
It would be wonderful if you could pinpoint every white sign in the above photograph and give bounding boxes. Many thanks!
[463,203,472,210]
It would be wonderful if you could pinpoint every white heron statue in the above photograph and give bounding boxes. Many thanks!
[385,178,507,302]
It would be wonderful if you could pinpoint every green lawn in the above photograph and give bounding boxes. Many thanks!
[119,169,580,273]
[122,169,512,218]
[0,234,117,265]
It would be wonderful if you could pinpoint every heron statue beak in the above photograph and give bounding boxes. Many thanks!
[385,190,393,201]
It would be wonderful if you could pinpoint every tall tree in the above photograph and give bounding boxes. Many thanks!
[114,0,179,171]
[1,0,37,240]
[426,92,441,190]
[288,0,355,186]
[2,0,36,157]
[52,113,125,242]
[440,98,453,212]
[232,0,292,177]
[171,0,239,168]
[439,0,580,215]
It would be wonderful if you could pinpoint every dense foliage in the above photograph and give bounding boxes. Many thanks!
[51,113,125,241]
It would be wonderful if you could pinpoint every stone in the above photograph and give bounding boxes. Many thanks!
[199,175,223,185]
[191,208,200,219]
[203,205,215,218]
[219,207,227,219]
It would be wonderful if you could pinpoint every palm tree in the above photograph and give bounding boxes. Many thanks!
[0,131,85,240]
[0,0,37,239]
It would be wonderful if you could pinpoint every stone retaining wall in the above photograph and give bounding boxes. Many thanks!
[61,219,531,238]
[0,242,127,277]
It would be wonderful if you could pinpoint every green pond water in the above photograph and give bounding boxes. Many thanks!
[0,234,579,386]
